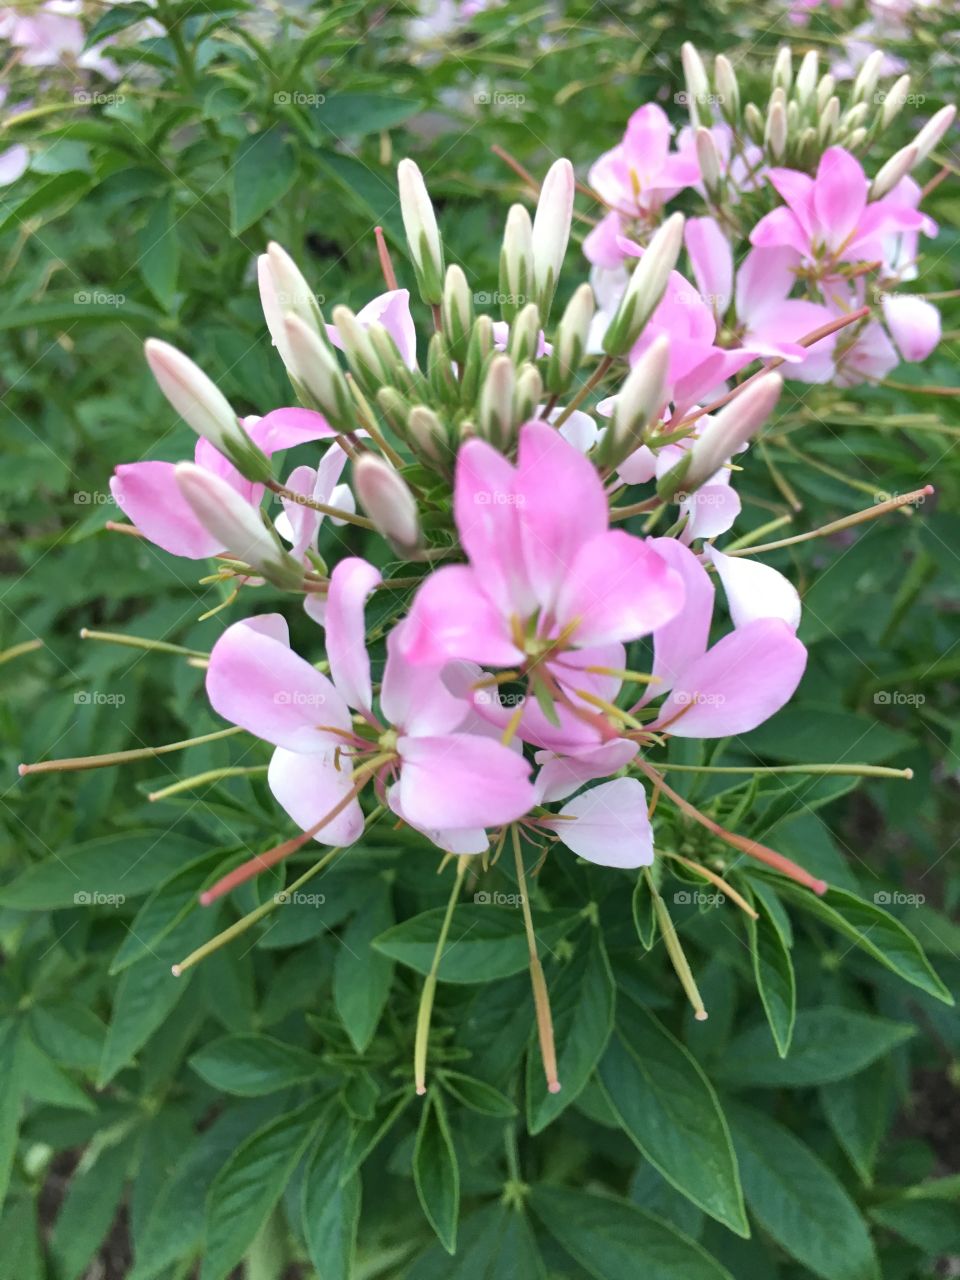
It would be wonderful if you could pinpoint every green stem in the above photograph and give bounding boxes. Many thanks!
[414,856,468,1095]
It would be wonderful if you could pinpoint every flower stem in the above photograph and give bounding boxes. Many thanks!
[414,855,469,1095]
[266,480,376,530]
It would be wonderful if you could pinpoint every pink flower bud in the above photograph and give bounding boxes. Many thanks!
[353,454,421,552]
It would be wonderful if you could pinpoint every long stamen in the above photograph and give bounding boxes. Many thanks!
[79,628,209,659]
[654,761,913,780]
[575,689,646,732]
[19,726,243,776]
[148,765,268,802]
[374,226,399,290]
[0,638,43,666]
[513,825,560,1095]
[636,760,827,895]
[663,851,758,919]
[414,854,469,1095]
[645,867,708,1021]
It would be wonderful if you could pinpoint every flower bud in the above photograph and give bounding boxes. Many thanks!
[660,373,782,499]
[427,331,460,405]
[145,339,271,483]
[772,46,791,94]
[852,48,884,105]
[843,101,869,132]
[602,212,685,358]
[478,354,516,451]
[514,363,542,426]
[258,242,323,372]
[367,322,416,394]
[461,314,495,404]
[695,127,722,195]
[353,454,422,553]
[545,282,594,396]
[912,104,956,163]
[441,264,474,364]
[765,94,787,161]
[870,145,918,201]
[795,50,818,106]
[397,158,444,305]
[681,42,709,126]
[508,301,542,365]
[881,75,910,130]
[598,335,670,469]
[845,126,867,152]
[816,74,835,113]
[284,315,354,433]
[331,305,380,394]
[377,386,413,436]
[744,102,764,143]
[531,158,575,320]
[407,405,451,465]
[499,204,534,324]
[818,97,840,145]
[714,55,740,124]
[174,463,301,588]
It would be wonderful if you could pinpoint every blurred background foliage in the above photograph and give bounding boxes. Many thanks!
[0,1,958,1277]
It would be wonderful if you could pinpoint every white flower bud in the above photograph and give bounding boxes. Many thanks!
[407,405,450,465]
[284,315,354,433]
[695,126,722,194]
[765,96,787,161]
[843,101,870,132]
[478,354,516,451]
[602,212,685,358]
[397,158,444,305]
[546,282,594,395]
[353,454,421,552]
[441,264,474,364]
[912,104,956,163]
[816,74,835,113]
[145,339,271,483]
[795,50,818,106]
[508,301,541,365]
[599,334,670,469]
[744,102,764,143]
[681,42,709,126]
[772,46,792,94]
[514,363,542,426]
[852,49,884,104]
[499,203,534,323]
[881,76,911,130]
[819,97,840,145]
[714,55,740,123]
[174,463,301,588]
[331,304,380,393]
[870,145,918,201]
[531,158,574,319]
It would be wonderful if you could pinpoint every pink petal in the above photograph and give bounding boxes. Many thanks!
[749,207,811,258]
[654,618,807,737]
[556,778,653,868]
[881,294,941,362]
[646,537,715,694]
[622,104,672,178]
[268,747,365,846]
[277,464,322,559]
[400,565,524,667]
[767,168,816,238]
[453,437,533,617]
[685,217,733,316]
[556,531,685,647]
[680,481,742,541]
[516,421,609,613]
[735,246,798,324]
[248,407,338,454]
[584,211,627,268]
[111,462,224,559]
[0,144,29,186]
[206,617,352,752]
[387,784,488,855]
[396,733,535,828]
[357,289,417,368]
[325,557,381,716]
[535,738,639,804]
[707,547,801,631]
[381,626,470,737]
[813,148,867,252]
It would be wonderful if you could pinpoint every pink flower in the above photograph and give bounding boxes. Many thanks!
[205,560,536,854]
[751,146,929,270]
[326,288,418,369]
[546,777,654,869]
[110,408,336,559]
[400,423,685,714]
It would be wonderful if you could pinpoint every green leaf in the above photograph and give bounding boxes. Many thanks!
[189,1034,326,1096]
[50,1141,129,1280]
[0,1023,23,1208]
[0,171,92,236]
[314,150,406,247]
[85,2,152,47]
[728,1102,879,1280]
[632,872,657,949]
[747,893,796,1057]
[333,880,394,1051]
[869,1198,960,1253]
[301,1110,360,1280]
[744,707,914,766]
[530,1186,735,1280]
[718,1007,913,1087]
[0,830,208,910]
[439,1071,516,1117]
[29,1003,106,1071]
[373,904,580,983]
[777,883,953,1003]
[110,851,227,973]
[527,929,615,1133]
[313,93,424,137]
[138,191,180,310]
[19,1035,95,1112]
[413,1092,460,1254]
[597,1003,747,1237]
[230,127,298,234]
[0,1194,44,1279]
[819,1062,895,1185]
[200,1097,328,1280]
[407,1202,545,1280]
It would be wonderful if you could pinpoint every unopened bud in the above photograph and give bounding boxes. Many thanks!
[331,305,380,394]
[284,315,354,433]
[598,334,669,469]
[852,49,884,105]
[508,301,542,365]
[531,158,574,319]
[461,314,495,404]
[843,101,869,132]
[714,55,740,124]
[912,104,956,163]
[695,127,722,194]
[441,265,474,364]
[845,126,867,152]
[478,354,516,451]
[397,158,444,305]
[744,102,764,143]
[870,145,918,201]
[514,363,542,426]
[427,331,460,405]
[765,97,787,161]
[795,50,818,106]
[407,405,450,465]
[661,373,783,499]
[258,242,323,372]
[816,74,835,113]
[772,46,792,94]
[174,463,301,587]
[145,339,270,483]
[545,282,594,396]
[681,42,709,126]
[881,75,911,130]
[819,97,840,145]
[602,212,685,358]
[353,454,421,552]
[367,323,415,393]
[377,386,412,436]
[499,204,534,325]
